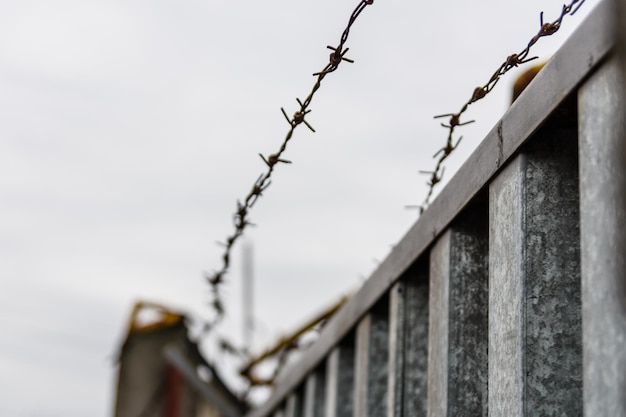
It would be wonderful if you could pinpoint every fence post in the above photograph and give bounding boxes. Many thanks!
[427,231,451,417]
[285,391,303,417]
[354,305,389,417]
[325,339,355,417]
[489,123,582,416]
[388,282,406,417]
[303,367,325,417]
[388,274,429,417]
[578,55,626,417]
[427,207,489,417]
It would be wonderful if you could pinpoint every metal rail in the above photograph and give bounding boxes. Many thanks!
[247,0,626,415]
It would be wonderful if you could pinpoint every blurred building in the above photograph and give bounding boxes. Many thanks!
[113,301,245,417]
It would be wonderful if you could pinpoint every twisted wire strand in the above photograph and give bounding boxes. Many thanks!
[203,0,375,335]
[411,0,586,213]
[203,0,588,390]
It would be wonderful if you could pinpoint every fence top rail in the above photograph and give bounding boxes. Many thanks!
[246,1,615,416]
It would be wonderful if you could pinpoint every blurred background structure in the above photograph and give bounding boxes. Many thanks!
[113,301,245,417]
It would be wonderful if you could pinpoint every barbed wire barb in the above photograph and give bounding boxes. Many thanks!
[434,135,463,159]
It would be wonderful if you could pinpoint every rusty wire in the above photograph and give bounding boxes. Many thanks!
[202,0,374,335]
[189,0,591,401]
[410,0,586,213]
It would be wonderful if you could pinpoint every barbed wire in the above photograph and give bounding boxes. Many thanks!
[409,0,586,213]
[202,0,375,335]
[117,2,595,413]
[198,0,589,398]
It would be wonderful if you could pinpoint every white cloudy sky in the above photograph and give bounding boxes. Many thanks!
[0,0,595,415]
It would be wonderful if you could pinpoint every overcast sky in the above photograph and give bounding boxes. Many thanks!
[0,0,596,415]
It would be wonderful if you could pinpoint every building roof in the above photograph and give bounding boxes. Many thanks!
[115,300,246,417]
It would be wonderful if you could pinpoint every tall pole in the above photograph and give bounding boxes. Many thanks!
[242,242,254,354]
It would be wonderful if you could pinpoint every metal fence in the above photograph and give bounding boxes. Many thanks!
[246,0,626,416]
